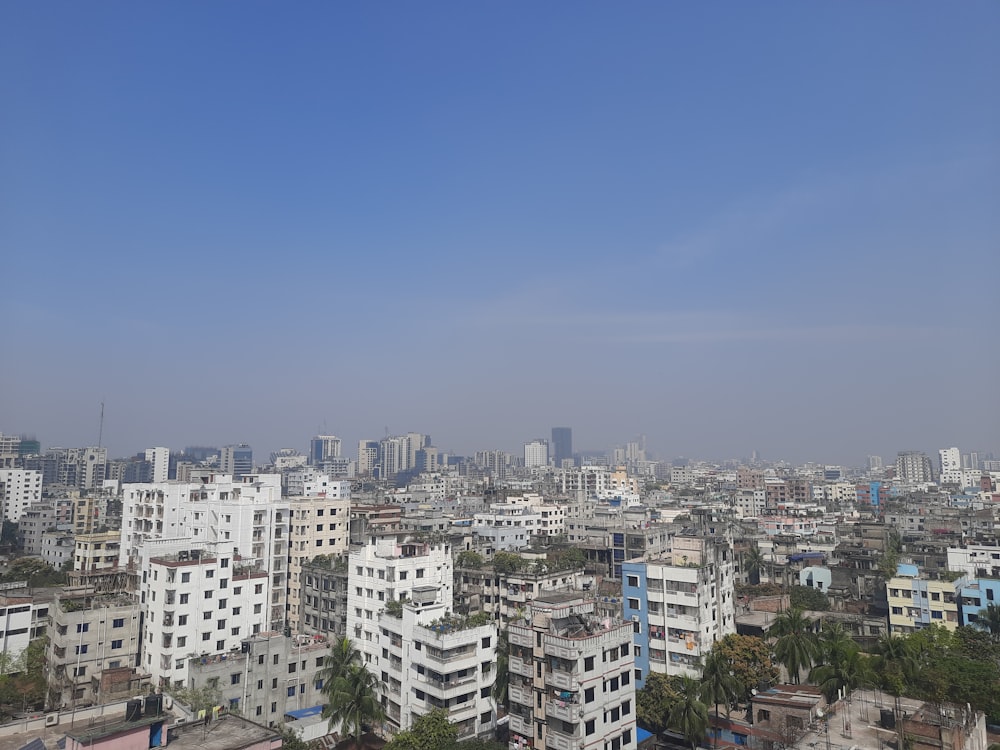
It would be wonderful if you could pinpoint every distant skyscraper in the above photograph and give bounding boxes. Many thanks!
[144,447,170,483]
[896,451,934,483]
[868,455,884,471]
[221,444,253,478]
[357,440,379,476]
[551,427,572,465]
[938,447,961,485]
[309,435,342,465]
[524,439,549,468]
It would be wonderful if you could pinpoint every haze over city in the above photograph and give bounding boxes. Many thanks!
[2,3,998,464]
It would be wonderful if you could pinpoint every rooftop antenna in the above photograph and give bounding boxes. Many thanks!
[98,400,105,449]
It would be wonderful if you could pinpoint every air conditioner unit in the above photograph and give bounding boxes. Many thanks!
[45,714,59,727]
[630,615,640,623]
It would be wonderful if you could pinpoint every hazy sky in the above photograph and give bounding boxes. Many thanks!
[2,3,998,466]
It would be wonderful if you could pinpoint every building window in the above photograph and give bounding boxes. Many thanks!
[585,656,594,671]
[111,640,123,649]
[585,687,595,703]
[217,640,225,650]
[206,570,214,579]
[204,591,213,599]
[76,623,89,633]
[586,720,595,736]
[179,615,188,626]
[627,598,640,610]
[626,575,639,588]
[112,618,125,628]
[75,645,88,655]
[180,594,189,604]
[231,673,241,685]
[182,572,191,583]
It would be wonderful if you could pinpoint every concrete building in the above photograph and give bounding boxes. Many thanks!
[524,439,549,469]
[887,563,965,634]
[287,490,351,630]
[472,502,542,551]
[186,630,328,722]
[120,474,289,631]
[0,468,42,523]
[0,590,52,670]
[357,440,380,477]
[947,545,1000,579]
[346,535,454,669]
[220,444,254,479]
[623,536,736,685]
[310,436,342,465]
[380,593,498,738]
[46,588,145,708]
[145,447,170,483]
[300,556,349,638]
[20,502,65,555]
[507,593,636,750]
[896,451,935,484]
[939,447,962,486]
[41,529,76,568]
[140,543,271,687]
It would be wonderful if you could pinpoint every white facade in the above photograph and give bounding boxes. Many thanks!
[346,537,454,668]
[141,543,270,687]
[507,594,636,750]
[145,447,170,483]
[0,469,42,523]
[524,440,549,468]
[947,545,1000,579]
[381,598,498,738]
[0,594,50,671]
[120,474,289,630]
[939,447,962,485]
[472,503,542,551]
[41,530,75,568]
[287,492,351,629]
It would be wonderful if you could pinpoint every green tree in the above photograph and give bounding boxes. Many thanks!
[492,552,523,576]
[743,545,766,586]
[788,585,830,612]
[636,672,680,734]
[278,726,311,750]
[710,634,778,702]
[974,603,1000,640]
[319,636,363,686]
[170,683,223,714]
[699,652,739,746]
[456,551,484,569]
[384,709,458,750]
[770,609,819,684]
[322,663,386,748]
[668,676,710,750]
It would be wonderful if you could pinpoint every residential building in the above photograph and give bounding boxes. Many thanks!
[358,440,380,476]
[139,543,270,687]
[507,593,636,750]
[623,536,736,685]
[346,535,454,669]
[896,451,935,484]
[41,530,75,568]
[46,588,144,708]
[380,592,498,738]
[186,631,328,722]
[472,501,542,551]
[68,531,125,589]
[0,468,42,523]
[300,556,349,638]
[0,591,51,670]
[145,447,170,483]
[947,544,1000,579]
[939,447,962,485]
[524,439,549,469]
[310,436,342,465]
[20,502,64,555]
[886,564,965,634]
[287,490,351,630]
[958,578,1000,627]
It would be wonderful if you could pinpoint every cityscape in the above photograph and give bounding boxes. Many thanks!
[0,431,998,750]
[3,3,998,750]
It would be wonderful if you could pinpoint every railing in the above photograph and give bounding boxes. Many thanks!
[509,656,534,677]
[508,714,532,737]
[545,669,578,691]
[545,726,580,750]
[546,700,581,723]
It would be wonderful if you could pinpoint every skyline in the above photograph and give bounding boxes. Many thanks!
[2,3,998,465]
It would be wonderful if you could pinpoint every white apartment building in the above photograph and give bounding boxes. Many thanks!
[734,489,767,518]
[0,469,42,523]
[524,440,549,468]
[947,545,1000,579]
[121,474,289,630]
[380,594,498,738]
[140,542,270,687]
[939,447,962,485]
[41,530,75,568]
[20,502,64,555]
[473,503,542,551]
[507,593,636,750]
[145,447,170,483]
[346,536,454,669]
[623,536,736,682]
[0,592,51,671]
[287,490,351,630]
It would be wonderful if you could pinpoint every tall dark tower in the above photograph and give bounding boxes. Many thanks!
[551,427,572,466]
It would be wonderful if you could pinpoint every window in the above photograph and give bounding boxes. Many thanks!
[585,687,595,703]
[626,575,639,588]
[232,627,240,636]
[623,700,631,715]
[221,558,229,568]
[231,673,241,685]
[206,570,214,579]
[204,591,213,599]
[75,645,88,655]
[202,633,211,641]
[73,666,87,677]
[627,597,640,610]
[286,686,295,698]
[181,572,191,583]
[586,720,595,736]
[271,702,277,713]
[621,671,630,686]
[399,571,407,580]
[112,618,125,628]
[219,599,227,609]
[584,656,594,671]
[254,603,262,614]
[76,623,89,633]
[216,640,225,650]
[177,637,186,647]
[179,615,188,626]
[482,636,491,648]
[111,640,123,649]
[180,594,189,604]
[204,612,212,620]
[218,619,227,629]
[416,569,425,578]
[272,678,278,688]
[220,578,228,589]
[255,584,263,594]
[634,646,642,658]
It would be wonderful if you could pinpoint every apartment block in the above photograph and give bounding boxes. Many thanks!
[46,588,144,708]
[287,490,351,630]
[507,593,636,750]
[623,536,736,685]
[887,564,965,634]
[300,556,349,638]
[0,468,42,523]
[380,593,498,738]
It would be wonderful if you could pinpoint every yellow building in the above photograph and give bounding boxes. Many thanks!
[887,563,963,634]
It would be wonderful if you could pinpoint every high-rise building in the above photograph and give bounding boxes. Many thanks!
[357,440,380,476]
[0,468,42,523]
[896,451,934,483]
[551,427,573,466]
[221,444,253,478]
[144,447,170,483]
[524,439,549,468]
[507,593,636,750]
[939,447,962,485]
[309,435,342,465]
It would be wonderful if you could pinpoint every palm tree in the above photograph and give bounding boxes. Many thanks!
[699,652,739,747]
[770,608,819,685]
[319,635,363,687]
[809,647,872,703]
[974,603,1000,641]
[668,675,710,750]
[322,663,386,749]
[744,545,766,586]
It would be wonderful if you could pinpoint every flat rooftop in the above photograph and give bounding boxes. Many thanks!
[167,715,279,750]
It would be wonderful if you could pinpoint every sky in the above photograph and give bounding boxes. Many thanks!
[1,2,998,466]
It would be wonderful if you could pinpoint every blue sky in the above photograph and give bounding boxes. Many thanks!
[2,2,998,465]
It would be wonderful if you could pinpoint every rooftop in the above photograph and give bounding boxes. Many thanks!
[166,715,279,750]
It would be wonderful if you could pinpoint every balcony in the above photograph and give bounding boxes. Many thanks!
[545,726,580,750]
[507,683,532,706]
[508,714,532,737]
[509,655,533,678]
[545,669,579,692]
[546,699,582,723]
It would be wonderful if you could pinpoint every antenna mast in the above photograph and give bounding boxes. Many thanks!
[98,400,105,448]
